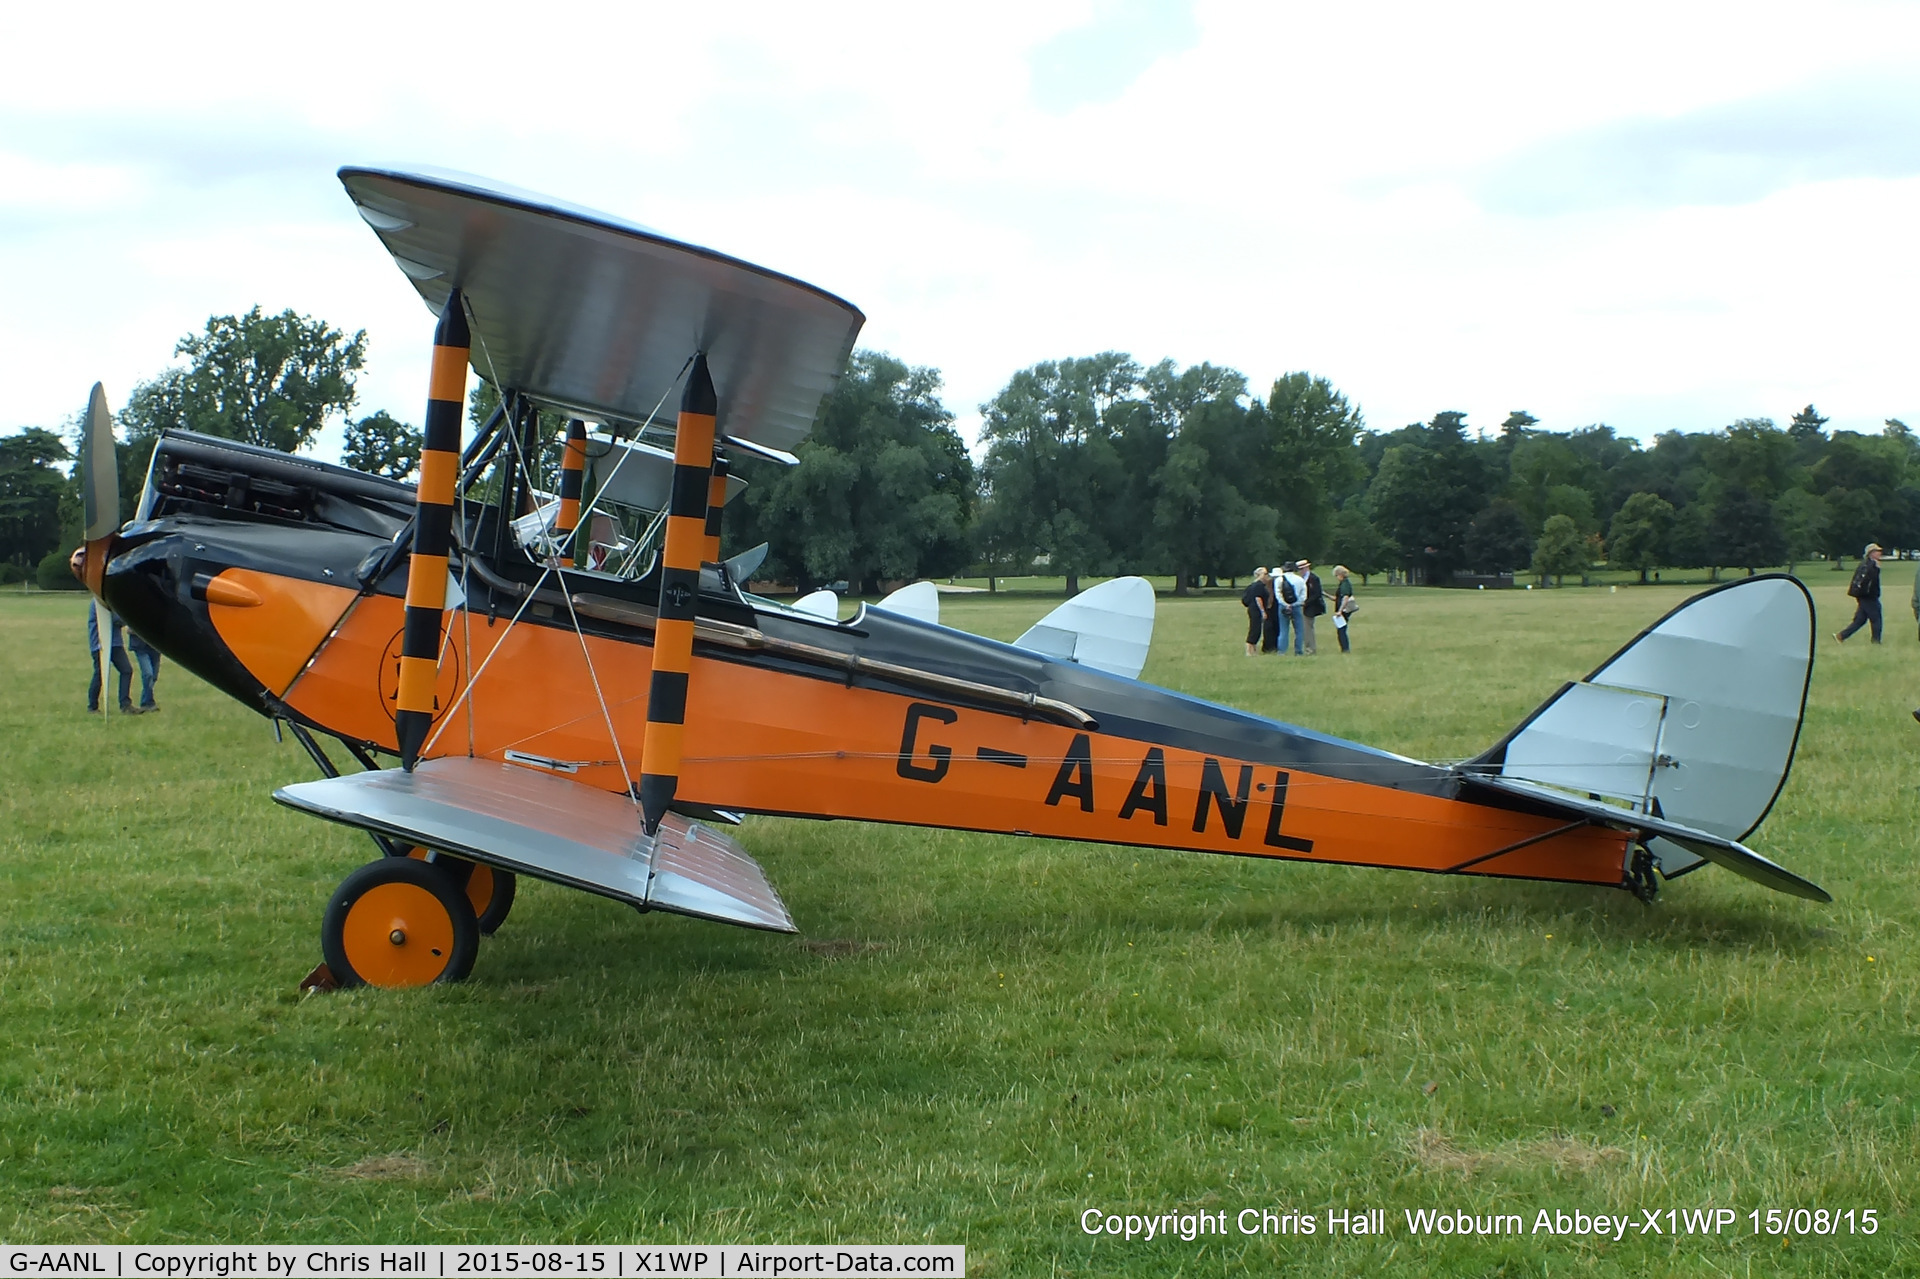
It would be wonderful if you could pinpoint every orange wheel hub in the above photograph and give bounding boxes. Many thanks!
[339,881,457,986]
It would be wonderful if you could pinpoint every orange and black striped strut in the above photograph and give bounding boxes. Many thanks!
[638,353,717,833]
[557,418,588,566]
[703,450,729,564]
[395,290,470,771]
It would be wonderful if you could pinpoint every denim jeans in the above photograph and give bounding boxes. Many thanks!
[1839,597,1883,643]
[1277,604,1304,654]
[88,646,132,710]
[133,646,160,707]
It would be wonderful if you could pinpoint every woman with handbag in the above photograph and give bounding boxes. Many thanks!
[1332,565,1358,653]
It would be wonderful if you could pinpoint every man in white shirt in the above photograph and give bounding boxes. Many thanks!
[1278,562,1307,656]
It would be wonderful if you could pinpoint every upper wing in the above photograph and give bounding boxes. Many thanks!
[339,167,865,453]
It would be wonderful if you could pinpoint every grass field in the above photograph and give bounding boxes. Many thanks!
[2,579,1916,1275]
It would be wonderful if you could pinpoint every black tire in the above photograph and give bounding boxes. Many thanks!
[321,857,480,988]
[473,866,516,935]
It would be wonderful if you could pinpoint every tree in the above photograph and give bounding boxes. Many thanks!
[1530,514,1588,585]
[0,428,73,573]
[1709,418,1796,500]
[735,351,973,592]
[342,411,422,480]
[36,545,84,590]
[1126,361,1278,591]
[1883,486,1920,553]
[1148,432,1275,593]
[1264,372,1364,560]
[1326,506,1394,583]
[1363,411,1496,581]
[1607,492,1676,583]
[120,307,367,465]
[1507,434,1598,531]
[1666,501,1713,575]
[1820,487,1881,563]
[1542,482,1597,534]
[1788,403,1830,440]
[1773,488,1827,575]
[1811,436,1886,497]
[977,354,1140,595]
[1710,486,1786,575]
[1462,500,1533,573]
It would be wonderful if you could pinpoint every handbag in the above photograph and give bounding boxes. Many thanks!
[1338,595,1358,617]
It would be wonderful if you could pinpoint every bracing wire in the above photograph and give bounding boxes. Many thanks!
[423,319,692,793]
[557,586,641,809]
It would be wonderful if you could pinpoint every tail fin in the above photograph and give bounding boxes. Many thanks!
[875,580,940,624]
[1013,576,1156,679]
[1467,575,1820,896]
[793,588,840,620]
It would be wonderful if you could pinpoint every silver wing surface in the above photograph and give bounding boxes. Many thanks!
[276,757,795,933]
[339,166,865,454]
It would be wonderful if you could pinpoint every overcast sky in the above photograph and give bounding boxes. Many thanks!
[5,0,1919,462]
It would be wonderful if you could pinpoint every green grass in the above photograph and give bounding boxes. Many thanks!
[2,579,1916,1275]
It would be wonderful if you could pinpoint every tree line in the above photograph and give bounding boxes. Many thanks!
[4,307,1911,593]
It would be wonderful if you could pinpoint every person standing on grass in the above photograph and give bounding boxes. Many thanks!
[1261,568,1282,653]
[1837,542,1884,645]
[1910,563,1919,642]
[128,630,161,712]
[87,606,134,714]
[1332,565,1356,653]
[1242,568,1272,656]
[1299,559,1325,655]
[1277,562,1307,655]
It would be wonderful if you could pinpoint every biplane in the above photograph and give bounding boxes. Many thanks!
[72,167,1828,989]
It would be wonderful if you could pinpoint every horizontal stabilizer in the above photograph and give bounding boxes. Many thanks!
[1461,773,1829,902]
[275,757,795,932]
[1014,576,1155,679]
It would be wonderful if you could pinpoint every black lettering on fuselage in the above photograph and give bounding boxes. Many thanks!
[1192,757,1254,838]
[1046,733,1096,811]
[1118,748,1168,825]
[1264,770,1314,851]
[897,703,957,782]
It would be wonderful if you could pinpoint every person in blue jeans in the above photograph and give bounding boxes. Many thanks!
[1278,562,1308,655]
[128,630,161,711]
[87,606,135,713]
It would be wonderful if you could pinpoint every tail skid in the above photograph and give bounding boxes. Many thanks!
[1465,575,1824,901]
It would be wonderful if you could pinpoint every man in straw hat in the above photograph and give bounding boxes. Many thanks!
[1836,542,1884,645]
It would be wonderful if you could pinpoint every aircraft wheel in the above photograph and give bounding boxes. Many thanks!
[470,865,516,935]
[322,857,479,988]
[407,847,516,935]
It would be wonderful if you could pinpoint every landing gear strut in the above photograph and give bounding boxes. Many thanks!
[1626,843,1660,904]
[408,847,517,935]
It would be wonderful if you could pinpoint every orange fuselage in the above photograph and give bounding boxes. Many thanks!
[199,564,1631,891]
